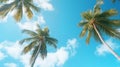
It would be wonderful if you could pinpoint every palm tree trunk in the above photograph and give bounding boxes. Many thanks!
[93,23,120,60]
[31,42,42,67]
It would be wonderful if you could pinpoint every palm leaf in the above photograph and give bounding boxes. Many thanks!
[25,7,33,19]
[30,46,39,64]
[96,22,120,39]
[78,21,88,27]
[94,1,102,15]
[22,29,38,37]
[0,1,16,18]
[22,41,37,54]
[19,37,37,45]
[86,30,92,44]
[24,0,40,12]
[82,11,93,20]
[99,9,118,17]
[13,2,23,21]
[80,25,88,37]
[46,36,58,48]
[40,43,47,59]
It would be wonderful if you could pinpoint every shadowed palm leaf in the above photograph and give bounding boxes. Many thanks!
[78,1,120,60]
[0,0,40,21]
[20,24,58,67]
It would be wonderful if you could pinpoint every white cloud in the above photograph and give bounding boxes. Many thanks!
[17,15,46,31]
[35,0,54,11]
[0,38,78,67]
[0,51,6,60]
[0,41,22,59]
[95,39,120,56]
[17,22,38,31]
[33,38,78,67]
[0,16,8,23]
[4,63,17,67]
[37,15,46,24]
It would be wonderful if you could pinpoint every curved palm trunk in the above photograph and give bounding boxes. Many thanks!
[93,23,120,60]
[31,41,42,67]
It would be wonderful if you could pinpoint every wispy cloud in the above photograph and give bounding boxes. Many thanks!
[95,39,120,56]
[35,0,54,11]
[4,63,17,67]
[0,38,78,67]
[0,51,6,60]
[17,22,38,31]
[17,15,46,31]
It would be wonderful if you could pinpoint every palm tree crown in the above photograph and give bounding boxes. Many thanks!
[0,0,40,21]
[19,24,58,67]
[78,1,120,60]
[78,2,120,44]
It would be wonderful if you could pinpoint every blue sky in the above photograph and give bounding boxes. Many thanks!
[0,0,120,67]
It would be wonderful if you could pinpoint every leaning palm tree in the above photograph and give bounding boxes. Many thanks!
[78,2,120,60]
[0,0,39,21]
[19,24,58,67]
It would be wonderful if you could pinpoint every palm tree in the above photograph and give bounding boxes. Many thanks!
[19,24,58,67]
[78,2,120,60]
[0,0,40,21]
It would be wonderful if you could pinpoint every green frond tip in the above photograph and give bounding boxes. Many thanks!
[78,21,88,27]
[100,9,118,17]
[44,27,49,33]
[82,11,93,21]
[22,41,36,54]
[26,8,33,19]
[80,25,88,38]
[13,4,23,22]
[94,0,103,15]
[86,30,92,44]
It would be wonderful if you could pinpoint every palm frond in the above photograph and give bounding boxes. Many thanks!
[30,46,39,64]
[96,22,120,39]
[24,0,40,12]
[46,36,58,48]
[80,25,88,37]
[0,1,16,18]
[40,43,47,59]
[13,2,23,21]
[78,21,88,27]
[19,37,37,45]
[109,20,120,27]
[22,41,37,54]
[25,7,33,19]
[82,11,93,20]
[22,29,38,37]
[94,1,102,15]
[99,9,118,17]
[86,30,92,44]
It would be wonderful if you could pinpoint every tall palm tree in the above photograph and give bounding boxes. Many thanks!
[19,24,58,67]
[0,0,40,21]
[78,2,120,60]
